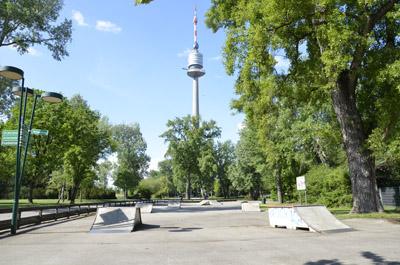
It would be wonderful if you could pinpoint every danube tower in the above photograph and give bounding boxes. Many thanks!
[187,8,205,118]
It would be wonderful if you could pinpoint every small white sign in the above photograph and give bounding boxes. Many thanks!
[296,176,306,191]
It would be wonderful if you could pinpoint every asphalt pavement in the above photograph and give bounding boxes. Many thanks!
[0,201,399,265]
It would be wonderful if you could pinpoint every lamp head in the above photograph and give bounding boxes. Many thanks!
[41,92,63,103]
[12,86,34,97]
[0,66,24,80]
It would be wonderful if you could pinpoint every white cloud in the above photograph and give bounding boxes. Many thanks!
[95,20,122,33]
[72,10,88,27]
[177,48,191,58]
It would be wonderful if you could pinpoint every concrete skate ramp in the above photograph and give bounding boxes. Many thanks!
[241,202,261,212]
[90,207,142,233]
[135,202,153,213]
[268,205,351,233]
[295,206,351,232]
[168,201,181,208]
[199,200,222,206]
[199,200,211,206]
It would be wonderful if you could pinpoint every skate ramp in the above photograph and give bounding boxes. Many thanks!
[168,201,181,208]
[241,202,261,212]
[90,207,142,233]
[268,205,351,233]
[199,200,222,206]
[135,202,153,213]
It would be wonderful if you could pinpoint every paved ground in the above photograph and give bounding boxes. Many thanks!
[0,202,399,265]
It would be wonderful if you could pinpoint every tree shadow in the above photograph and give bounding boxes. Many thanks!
[361,251,400,265]
[305,251,400,265]
[304,259,342,265]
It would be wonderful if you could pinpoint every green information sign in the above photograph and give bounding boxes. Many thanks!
[31,129,49,136]
[1,130,27,147]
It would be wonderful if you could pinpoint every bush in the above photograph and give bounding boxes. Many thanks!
[305,165,352,207]
[83,187,116,200]
[135,177,167,199]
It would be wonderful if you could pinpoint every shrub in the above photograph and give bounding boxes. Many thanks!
[304,165,352,207]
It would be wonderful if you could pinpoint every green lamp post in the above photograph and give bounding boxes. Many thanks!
[0,66,63,234]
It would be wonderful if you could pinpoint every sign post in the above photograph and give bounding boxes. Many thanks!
[296,176,307,205]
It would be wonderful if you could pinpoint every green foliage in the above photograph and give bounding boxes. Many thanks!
[0,0,72,60]
[112,123,149,198]
[205,0,400,212]
[305,165,352,208]
[161,116,221,199]
[214,141,235,198]
[136,177,163,199]
[229,125,265,200]
[0,78,15,118]
[62,95,112,203]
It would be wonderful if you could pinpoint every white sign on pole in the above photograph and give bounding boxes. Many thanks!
[296,176,306,191]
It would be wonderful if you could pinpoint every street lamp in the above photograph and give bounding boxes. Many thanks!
[0,66,63,235]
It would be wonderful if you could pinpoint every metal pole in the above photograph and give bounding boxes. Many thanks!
[20,95,39,183]
[11,79,25,235]
[305,190,307,205]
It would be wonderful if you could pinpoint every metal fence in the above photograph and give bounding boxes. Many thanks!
[379,187,400,207]
[0,200,135,232]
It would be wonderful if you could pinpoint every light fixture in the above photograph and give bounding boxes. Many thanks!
[41,92,63,103]
[0,66,24,80]
[12,86,34,97]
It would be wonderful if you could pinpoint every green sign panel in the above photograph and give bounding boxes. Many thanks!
[2,130,18,137]
[1,130,26,147]
[31,129,49,136]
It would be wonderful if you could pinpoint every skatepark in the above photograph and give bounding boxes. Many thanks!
[1,201,399,265]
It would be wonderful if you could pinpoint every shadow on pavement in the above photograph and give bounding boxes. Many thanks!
[168,227,203,232]
[304,251,400,265]
[139,224,161,231]
[0,215,92,239]
[361,251,400,265]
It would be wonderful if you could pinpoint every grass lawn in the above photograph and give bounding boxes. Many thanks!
[0,199,122,209]
[260,203,400,222]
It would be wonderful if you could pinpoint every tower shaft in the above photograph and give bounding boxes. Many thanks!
[192,77,199,117]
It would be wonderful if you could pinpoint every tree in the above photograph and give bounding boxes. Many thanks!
[96,160,113,189]
[0,0,72,119]
[161,116,221,199]
[0,78,14,118]
[63,95,112,203]
[205,0,400,213]
[112,123,149,199]
[0,0,72,60]
[2,91,72,202]
[229,125,265,200]
[157,159,176,197]
[214,141,235,198]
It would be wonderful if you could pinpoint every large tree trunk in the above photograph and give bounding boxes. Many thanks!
[70,186,78,204]
[28,185,34,204]
[185,176,191,200]
[332,71,383,213]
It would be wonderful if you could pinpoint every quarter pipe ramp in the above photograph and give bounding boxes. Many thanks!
[90,207,142,233]
[268,205,351,233]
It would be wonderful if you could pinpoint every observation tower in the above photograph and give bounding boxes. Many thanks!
[186,8,205,118]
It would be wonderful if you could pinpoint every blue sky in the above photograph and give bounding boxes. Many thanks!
[0,0,250,170]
